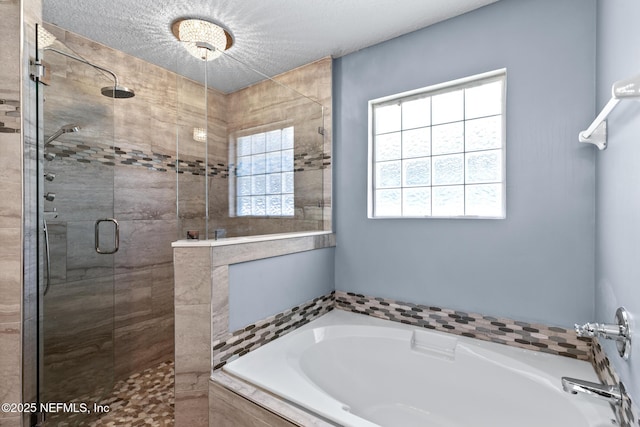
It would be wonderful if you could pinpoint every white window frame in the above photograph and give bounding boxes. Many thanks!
[367,68,507,219]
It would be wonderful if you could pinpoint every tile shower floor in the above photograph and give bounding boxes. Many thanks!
[49,361,174,427]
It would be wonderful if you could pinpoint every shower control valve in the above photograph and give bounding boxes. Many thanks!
[575,307,631,360]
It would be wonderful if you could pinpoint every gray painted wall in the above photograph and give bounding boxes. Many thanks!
[333,0,597,327]
[595,0,640,403]
[228,248,335,330]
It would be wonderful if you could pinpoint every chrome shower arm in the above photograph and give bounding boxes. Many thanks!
[43,47,119,87]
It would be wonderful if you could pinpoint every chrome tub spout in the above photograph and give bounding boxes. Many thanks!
[561,377,621,406]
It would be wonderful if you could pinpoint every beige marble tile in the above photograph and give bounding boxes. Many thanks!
[175,304,210,392]
[0,0,20,98]
[210,234,335,266]
[43,158,114,221]
[114,314,174,380]
[112,263,173,329]
[177,174,206,220]
[152,263,175,318]
[0,416,21,426]
[212,372,333,427]
[174,247,211,306]
[0,229,20,323]
[208,177,229,218]
[114,165,176,221]
[211,265,229,340]
[0,322,20,380]
[0,181,21,229]
[43,276,115,401]
[209,379,298,427]
[64,220,114,282]
[175,389,208,427]
[114,269,153,329]
[0,133,21,183]
[0,326,20,420]
[114,219,176,274]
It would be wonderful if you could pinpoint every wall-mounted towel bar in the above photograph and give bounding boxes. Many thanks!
[579,73,640,150]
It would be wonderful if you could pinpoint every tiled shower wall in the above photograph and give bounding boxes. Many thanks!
[38,24,333,390]
[218,58,333,236]
[1,0,41,426]
[179,57,333,239]
[42,24,181,384]
[0,1,25,426]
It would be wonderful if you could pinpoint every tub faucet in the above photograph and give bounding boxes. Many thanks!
[561,377,622,406]
[574,307,632,360]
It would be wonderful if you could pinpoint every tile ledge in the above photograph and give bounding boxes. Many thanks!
[211,371,334,427]
[172,231,333,247]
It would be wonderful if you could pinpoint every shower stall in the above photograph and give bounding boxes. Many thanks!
[36,26,131,425]
[33,19,330,426]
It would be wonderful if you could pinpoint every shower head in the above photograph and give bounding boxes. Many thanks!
[45,123,80,145]
[101,85,135,99]
[44,47,135,99]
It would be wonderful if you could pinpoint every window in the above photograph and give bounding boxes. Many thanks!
[368,69,506,219]
[235,126,295,217]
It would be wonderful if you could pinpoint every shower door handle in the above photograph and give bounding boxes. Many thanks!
[95,218,119,254]
[43,219,51,295]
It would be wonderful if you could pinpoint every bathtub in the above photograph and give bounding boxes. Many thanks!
[222,310,614,427]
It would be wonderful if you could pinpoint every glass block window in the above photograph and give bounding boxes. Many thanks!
[236,126,294,216]
[368,69,506,218]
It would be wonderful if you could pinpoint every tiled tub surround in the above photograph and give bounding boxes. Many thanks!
[213,293,334,370]
[334,291,592,360]
[213,291,593,369]
[172,231,336,426]
[591,339,640,427]
[210,371,334,427]
[207,291,621,427]
[221,310,612,427]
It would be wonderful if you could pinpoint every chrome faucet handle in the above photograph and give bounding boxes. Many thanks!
[575,322,594,337]
[575,307,631,360]
[575,322,624,340]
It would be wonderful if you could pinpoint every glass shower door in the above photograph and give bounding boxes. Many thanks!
[38,26,117,425]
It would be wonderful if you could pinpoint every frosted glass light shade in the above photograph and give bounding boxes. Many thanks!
[172,18,232,61]
[38,27,56,48]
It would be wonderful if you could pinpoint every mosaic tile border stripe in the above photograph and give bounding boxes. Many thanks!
[47,139,330,176]
[212,292,335,370]
[591,339,640,427]
[334,291,592,360]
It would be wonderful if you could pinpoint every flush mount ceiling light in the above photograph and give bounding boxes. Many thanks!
[171,18,233,61]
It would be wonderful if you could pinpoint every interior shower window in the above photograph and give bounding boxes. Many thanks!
[368,69,506,219]
[236,126,295,216]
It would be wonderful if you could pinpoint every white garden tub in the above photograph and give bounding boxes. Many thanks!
[223,310,614,427]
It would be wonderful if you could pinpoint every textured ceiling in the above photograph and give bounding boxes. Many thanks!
[43,0,498,93]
